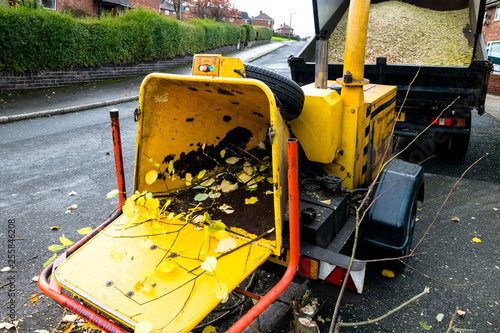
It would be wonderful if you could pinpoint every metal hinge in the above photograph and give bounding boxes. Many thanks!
[134,108,141,122]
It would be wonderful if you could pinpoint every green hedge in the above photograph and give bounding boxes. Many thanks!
[253,26,273,40]
[0,6,267,72]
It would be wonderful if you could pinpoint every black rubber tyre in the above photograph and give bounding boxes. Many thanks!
[244,63,304,120]
[448,133,470,160]
[433,131,470,160]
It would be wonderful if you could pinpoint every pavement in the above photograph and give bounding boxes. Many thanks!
[0,41,290,124]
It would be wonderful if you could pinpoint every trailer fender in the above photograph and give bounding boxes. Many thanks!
[363,159,424,252]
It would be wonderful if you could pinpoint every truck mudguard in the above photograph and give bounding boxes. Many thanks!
[363,159,424,252]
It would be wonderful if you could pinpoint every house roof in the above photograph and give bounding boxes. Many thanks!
[253,11,273,21]
[240,11,250,20]
[102,0,133,8]
[279,23,293,30]
[159,1,188,12]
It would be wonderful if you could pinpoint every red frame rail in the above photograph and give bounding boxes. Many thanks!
[226,138,300,333]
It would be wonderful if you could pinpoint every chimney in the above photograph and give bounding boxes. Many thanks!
[260,10,263,15]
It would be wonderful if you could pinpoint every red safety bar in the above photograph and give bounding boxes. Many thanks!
[226,138,300,333]
[110,110,127,207]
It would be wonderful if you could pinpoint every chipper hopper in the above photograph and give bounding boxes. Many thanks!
[39,1,424,332]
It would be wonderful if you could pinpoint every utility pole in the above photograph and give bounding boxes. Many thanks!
[289,12,296,41]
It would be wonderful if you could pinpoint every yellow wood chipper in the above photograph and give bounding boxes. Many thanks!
[39,1,424,332]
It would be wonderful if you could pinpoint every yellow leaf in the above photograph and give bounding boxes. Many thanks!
[148,157,160,168]
[145,170,158,185]
[213,230,230,240]
[267,177,274,184]
[135,321,154,333]
[167,212,175,220]
[215,237,237,253]
[123,198,136,217]
[30,293,38,304]
[226,156,239,164]
[201,257,217,272]
[381,269,395,278]
[50,226,59,230]
[145,197,160,211]
[472,237,481,243]
[202,143,206,150]
[214,282,228,300]
[140,283,154,293]
[197,169,207,179]
[59,235,74,246]
[77,227,93,235]
[220,149,226,158]
[202,325,217,333]
[168,160,174,174]
[158,261,176,274]
[110,245,124,263]
[221,179,238,193]
[245,197,258,205]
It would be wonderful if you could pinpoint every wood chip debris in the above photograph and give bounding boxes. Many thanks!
[328,2,472,66]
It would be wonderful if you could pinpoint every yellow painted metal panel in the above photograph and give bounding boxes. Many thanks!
[289,84,343,164]
[55,214,272,333]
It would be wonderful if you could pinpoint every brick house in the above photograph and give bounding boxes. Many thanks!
[276,23,293,35]
[24,0,159,16]
[483,0,500,94]
[252,10,274,29]
[159,0,191,20]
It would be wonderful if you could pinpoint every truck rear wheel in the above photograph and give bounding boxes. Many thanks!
[244,63,304,120]
[433,131,470,160]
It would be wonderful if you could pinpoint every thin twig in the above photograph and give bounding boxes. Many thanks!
[333,287,430,333]
[411,153,488,254]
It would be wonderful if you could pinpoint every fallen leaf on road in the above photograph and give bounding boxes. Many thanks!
[62,314,79,322]
[77,227,93,235]
[381,269,395,278]
[419,321,431,330]
[50,226,59,230]
[436,313,444,322]
[30,293,38,305]
[59,235,74,246]
[0,322,15,329]
[451,216,460,222]
[493,207,498,211]
[68,191,77,196]
[472,237,481,243]
[69,204,78,210]
[457,309,466,317]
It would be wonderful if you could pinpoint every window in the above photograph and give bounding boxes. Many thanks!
[495,6,500,21]
[41,0,56,10]
[487,41,500,73]
[165,10,169,15]
[229,17,234,22]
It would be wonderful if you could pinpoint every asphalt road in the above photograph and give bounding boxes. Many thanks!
[1,41,499,333]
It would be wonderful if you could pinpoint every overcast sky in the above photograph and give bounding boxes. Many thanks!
[231,0,315,37]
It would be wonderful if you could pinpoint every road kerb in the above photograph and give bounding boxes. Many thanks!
[0,96,138,124]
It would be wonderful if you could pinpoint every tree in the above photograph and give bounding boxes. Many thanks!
[191,0,238,22]
[162,0,191,21]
